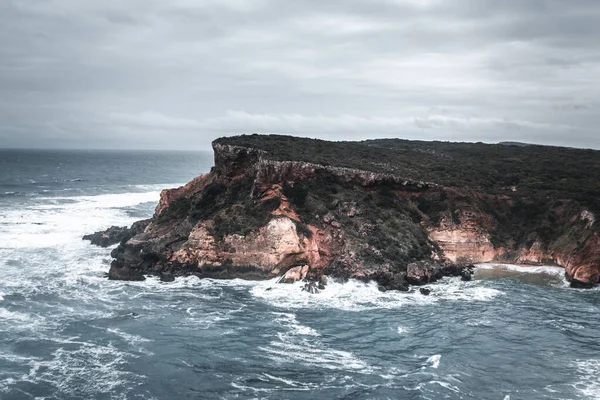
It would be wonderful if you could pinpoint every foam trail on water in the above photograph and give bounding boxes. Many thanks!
[259,312,372,374]
[476,263,564,276]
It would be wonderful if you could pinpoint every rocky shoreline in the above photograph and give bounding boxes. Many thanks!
[85,135,600,289]
[85,221,475,291]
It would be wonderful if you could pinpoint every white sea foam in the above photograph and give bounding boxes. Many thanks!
[0,343,143,398]
[476,263,564,276]
[0,308,34,324]
[0,190,161,249]
[397,326,409,335]
[260,333,371,372]
[426,354,441,369]
[257,311,371,374]
[249,277,502,311]
[425,380,460,393]
[106,328,152,347]
[572,359,600,399]
[272,312,320,336]
[0,186,172,397]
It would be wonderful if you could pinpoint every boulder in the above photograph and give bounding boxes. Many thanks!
[461,271,472,281]
[108,263,146,281]
[279,265,309,284]
[317,275,328,290]
[159,272,175,282]
[569,278,595,289]
[302,281,320,294]
[406,261,442,285]
[84,226,129,247]
[84,219,151,248]
[374,271,409,292]
[419,288,431,296]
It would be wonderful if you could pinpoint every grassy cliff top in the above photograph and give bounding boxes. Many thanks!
[214,134,600,206]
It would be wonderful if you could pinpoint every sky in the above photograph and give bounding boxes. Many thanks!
[1,0,599,150]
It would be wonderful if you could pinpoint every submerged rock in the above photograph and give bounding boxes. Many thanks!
[419,288,431,296]
[461,271,473,282]
[302,281,320,294]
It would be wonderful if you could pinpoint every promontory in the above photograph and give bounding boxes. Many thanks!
[93,135,600,289]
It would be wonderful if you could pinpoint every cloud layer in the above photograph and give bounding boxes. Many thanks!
[1,0,599,149]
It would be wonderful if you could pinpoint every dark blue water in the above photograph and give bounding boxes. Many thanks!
[1,150,599,400]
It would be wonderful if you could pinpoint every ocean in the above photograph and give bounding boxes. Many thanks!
[0,149,599,400]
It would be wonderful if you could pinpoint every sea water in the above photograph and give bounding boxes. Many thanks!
[1,149,599,400]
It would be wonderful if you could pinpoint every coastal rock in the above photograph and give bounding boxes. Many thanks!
[108,263,146,281]
[83,226,128,247]
[302,281,320,294]
[317,275,328,290]
[406,261,443,285]
[280,265,309,284]
[159,272,175,282]
[84,219,151,248]
[373,271,409,292]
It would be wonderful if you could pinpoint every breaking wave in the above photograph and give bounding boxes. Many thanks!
[249,276,502,311]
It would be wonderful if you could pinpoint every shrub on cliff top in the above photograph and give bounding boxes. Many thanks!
[283,183,308,208]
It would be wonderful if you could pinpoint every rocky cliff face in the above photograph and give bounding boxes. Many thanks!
[105,135,600,289]
[427,204,599,287]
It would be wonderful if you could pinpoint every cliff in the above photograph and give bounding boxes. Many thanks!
[106,134,600,288]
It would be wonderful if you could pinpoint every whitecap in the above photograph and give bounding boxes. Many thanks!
[0,308,32,324]
[397,326,409,335]
[572,359,600,399]
[429,380,460,392]
[426,354,441,369]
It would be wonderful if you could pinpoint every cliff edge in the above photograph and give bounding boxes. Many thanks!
[106,134,600,289]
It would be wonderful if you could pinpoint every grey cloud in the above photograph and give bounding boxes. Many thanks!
[0,0,599,150]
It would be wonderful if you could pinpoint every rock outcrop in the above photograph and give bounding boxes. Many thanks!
[83,219,151,248]
[89,135,600,289]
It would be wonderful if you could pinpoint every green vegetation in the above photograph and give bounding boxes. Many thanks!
[156,196,192,224]
[215,134,600,217]
[277,169,432,271]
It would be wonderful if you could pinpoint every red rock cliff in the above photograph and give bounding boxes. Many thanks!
[108,135,600,288]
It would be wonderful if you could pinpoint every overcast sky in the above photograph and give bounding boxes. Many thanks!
[1,0,599,150]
